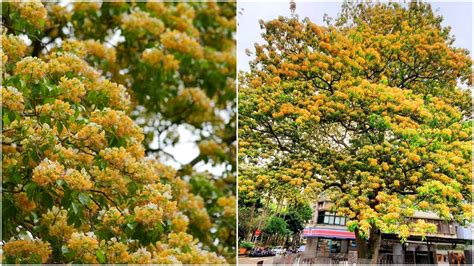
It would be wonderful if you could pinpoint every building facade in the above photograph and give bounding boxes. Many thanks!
[302,200,473,265]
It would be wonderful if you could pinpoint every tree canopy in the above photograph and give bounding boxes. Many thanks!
[239,2,472,263]
[2,1,235,263]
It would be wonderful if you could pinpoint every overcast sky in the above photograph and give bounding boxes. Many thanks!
[237,0,473,71]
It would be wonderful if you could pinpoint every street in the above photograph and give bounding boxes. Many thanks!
[238,255,275,265]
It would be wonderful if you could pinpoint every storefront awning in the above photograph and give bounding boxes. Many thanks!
[303,228,355,239]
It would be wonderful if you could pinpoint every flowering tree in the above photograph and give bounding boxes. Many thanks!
[239,2,472,263]
[2,1,235,263]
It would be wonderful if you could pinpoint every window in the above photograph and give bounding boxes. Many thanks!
[317,212,347,225]
[330,240,341,253]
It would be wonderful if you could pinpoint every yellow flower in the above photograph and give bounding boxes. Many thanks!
[134,203,163,226]
[3,239,52,263]
[67,232,99,263]
[63,168,93,190]
[168,232,194,248]
[368,158,378,166]
[73,2,100,13]
[32,159,65,186]
[58,76,86,103]
[15,56,47,82]
[75,123,107,150]
[1,86,24,111]
[42,207,76,238]
[217,196,236,217]
[129,248,152,264]
[160,30,203,58]
[105,238,130,263]
[91,108,142,141]
[12,1,47,29]
[14,192,36,212]
[142,48,180,71]
[172,213,190,232]
[393,180,400,187]
[121,9,165,36]
[1,33,27,63]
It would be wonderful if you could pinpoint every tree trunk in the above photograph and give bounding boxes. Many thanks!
[246,201,257,241]
[355,227,382,264]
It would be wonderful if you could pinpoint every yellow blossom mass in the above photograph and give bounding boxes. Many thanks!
[1,1,234,264]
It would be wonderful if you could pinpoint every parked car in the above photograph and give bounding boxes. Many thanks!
[271,246,286,255]
[248,247,276,257]
[297,245,305,252]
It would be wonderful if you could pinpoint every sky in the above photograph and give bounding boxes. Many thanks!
[237,0,473,71]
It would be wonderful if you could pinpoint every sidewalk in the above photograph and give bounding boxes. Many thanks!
[238,255,275,265]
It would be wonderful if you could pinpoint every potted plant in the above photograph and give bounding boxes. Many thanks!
[239,241,254,255]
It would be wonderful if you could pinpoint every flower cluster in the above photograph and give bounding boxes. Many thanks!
[14,192,36,212]
[42,207,76,239]
[36,99,75,120]
[160,30,203,58]
[142,48,179,71]
[129,248,153,264]
[3,2,235,264]
[73,2,101,13]
[1,33,28,63]
[98,208,125,234]
[172,212,190,232]
[15,56,47,82]
[1,86,24,111]
[3,238,52,263]
[11,1,47,29]
[32,159,65,186]
[46,52,99,80]
[58,76,86,103]
[121,9,165,36]
[84,40,116,63]
[63,168,93,190]
[104,238,130,263]
[67,232,99,263]
[217,196,236,218]
[91,109,142,140]
[168,232,194,248]
[134,203,163,226]
[75,123,107,150]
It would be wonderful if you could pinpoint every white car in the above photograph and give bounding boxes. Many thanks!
[271,246,286,255]
[297,245,305,252]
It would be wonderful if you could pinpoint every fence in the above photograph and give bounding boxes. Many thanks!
[274,253,352,265]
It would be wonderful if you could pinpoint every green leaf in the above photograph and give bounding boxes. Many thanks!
[127,221,138,230]
[41,192,54,209]
[24,182,38,200]
[8,111,16,123]
[61,245,70,255]
[71,202,79,214]
[3,112,10,125]
[96,249,106,264]
[78,193,90,206]
[57,121,63,134]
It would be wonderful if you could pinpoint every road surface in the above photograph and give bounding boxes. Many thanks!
[238,255,275,265]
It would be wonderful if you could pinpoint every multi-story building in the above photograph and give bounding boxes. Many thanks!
[302,199,473,265]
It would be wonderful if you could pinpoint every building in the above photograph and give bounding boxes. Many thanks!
[302,199,473,265]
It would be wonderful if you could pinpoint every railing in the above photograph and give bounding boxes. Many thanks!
[275,253,406,265]
[274,253,350,265]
